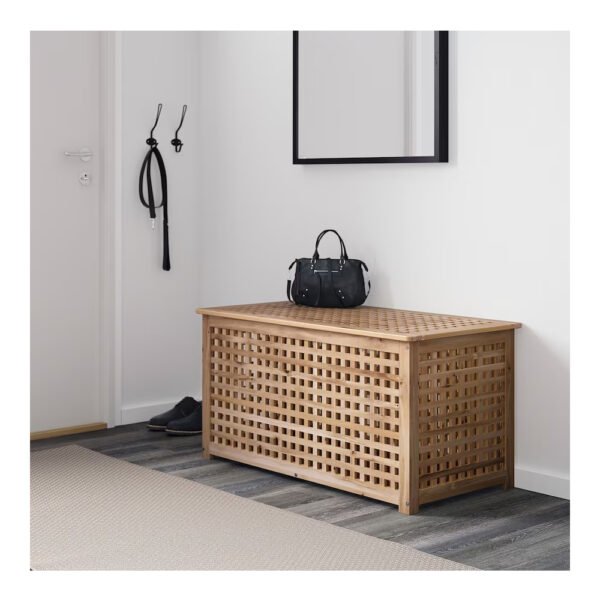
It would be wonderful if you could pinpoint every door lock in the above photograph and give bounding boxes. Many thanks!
[79,171,91,186]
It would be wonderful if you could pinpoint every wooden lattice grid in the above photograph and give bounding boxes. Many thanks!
[204,317,408,505]
[416,332,512,505]
[197,301,520,342]
[199,307,517,513]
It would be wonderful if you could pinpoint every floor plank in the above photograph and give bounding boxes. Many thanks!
[31,423,570,570]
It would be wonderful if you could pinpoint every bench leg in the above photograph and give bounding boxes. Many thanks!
[398,499,419,515]
[201,433,212,459]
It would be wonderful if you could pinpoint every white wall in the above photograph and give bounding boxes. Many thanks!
[119,31,569,498]
[119,32,204,423]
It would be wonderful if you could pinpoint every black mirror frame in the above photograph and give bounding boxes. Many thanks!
[293,31,448,164]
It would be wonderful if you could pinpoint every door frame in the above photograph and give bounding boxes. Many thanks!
[99,32,122,427]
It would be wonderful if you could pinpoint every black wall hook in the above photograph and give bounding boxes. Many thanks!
[171,105,187,152]
[146,103,163,147]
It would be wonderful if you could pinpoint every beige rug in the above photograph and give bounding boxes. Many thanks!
[31,445,473,570]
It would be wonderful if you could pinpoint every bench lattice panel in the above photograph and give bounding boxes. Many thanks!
[417,335,508,494]
[207,321,406,501]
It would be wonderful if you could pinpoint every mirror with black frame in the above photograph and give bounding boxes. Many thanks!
[293,31,448,164]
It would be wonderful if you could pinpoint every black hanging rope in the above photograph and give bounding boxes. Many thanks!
[139,104,170,271]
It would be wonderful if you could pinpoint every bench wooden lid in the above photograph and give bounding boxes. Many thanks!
[196,302,521,342]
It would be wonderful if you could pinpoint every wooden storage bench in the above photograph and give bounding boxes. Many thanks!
[196,302,520,514]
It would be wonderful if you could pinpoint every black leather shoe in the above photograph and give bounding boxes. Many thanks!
[166,403,203,436]
[147,397,200,431]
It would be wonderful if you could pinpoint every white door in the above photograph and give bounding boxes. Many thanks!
[31,32,103,432]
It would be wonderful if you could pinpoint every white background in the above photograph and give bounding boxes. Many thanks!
[7,0,598,592]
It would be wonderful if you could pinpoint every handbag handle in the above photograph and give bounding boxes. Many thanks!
[312,229,349,261]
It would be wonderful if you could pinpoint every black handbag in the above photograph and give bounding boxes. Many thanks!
[287,229,370,308]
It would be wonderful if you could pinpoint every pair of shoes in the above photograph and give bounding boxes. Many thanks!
[166,403,202,436]
[147,397,202,435]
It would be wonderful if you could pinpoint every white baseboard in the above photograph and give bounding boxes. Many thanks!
[121,397,191,425]
[515,466,570,500]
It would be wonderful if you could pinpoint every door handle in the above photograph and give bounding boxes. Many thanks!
[64,147,93,162]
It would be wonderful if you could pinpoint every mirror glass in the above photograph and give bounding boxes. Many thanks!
[294,31,446,163]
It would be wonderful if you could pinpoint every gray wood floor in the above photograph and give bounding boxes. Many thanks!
[31,423,570,570]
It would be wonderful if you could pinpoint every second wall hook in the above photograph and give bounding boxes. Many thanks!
[171,104,188,153]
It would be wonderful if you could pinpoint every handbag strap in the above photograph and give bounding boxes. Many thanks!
[312,229,349,261]
[287,259,298,303]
